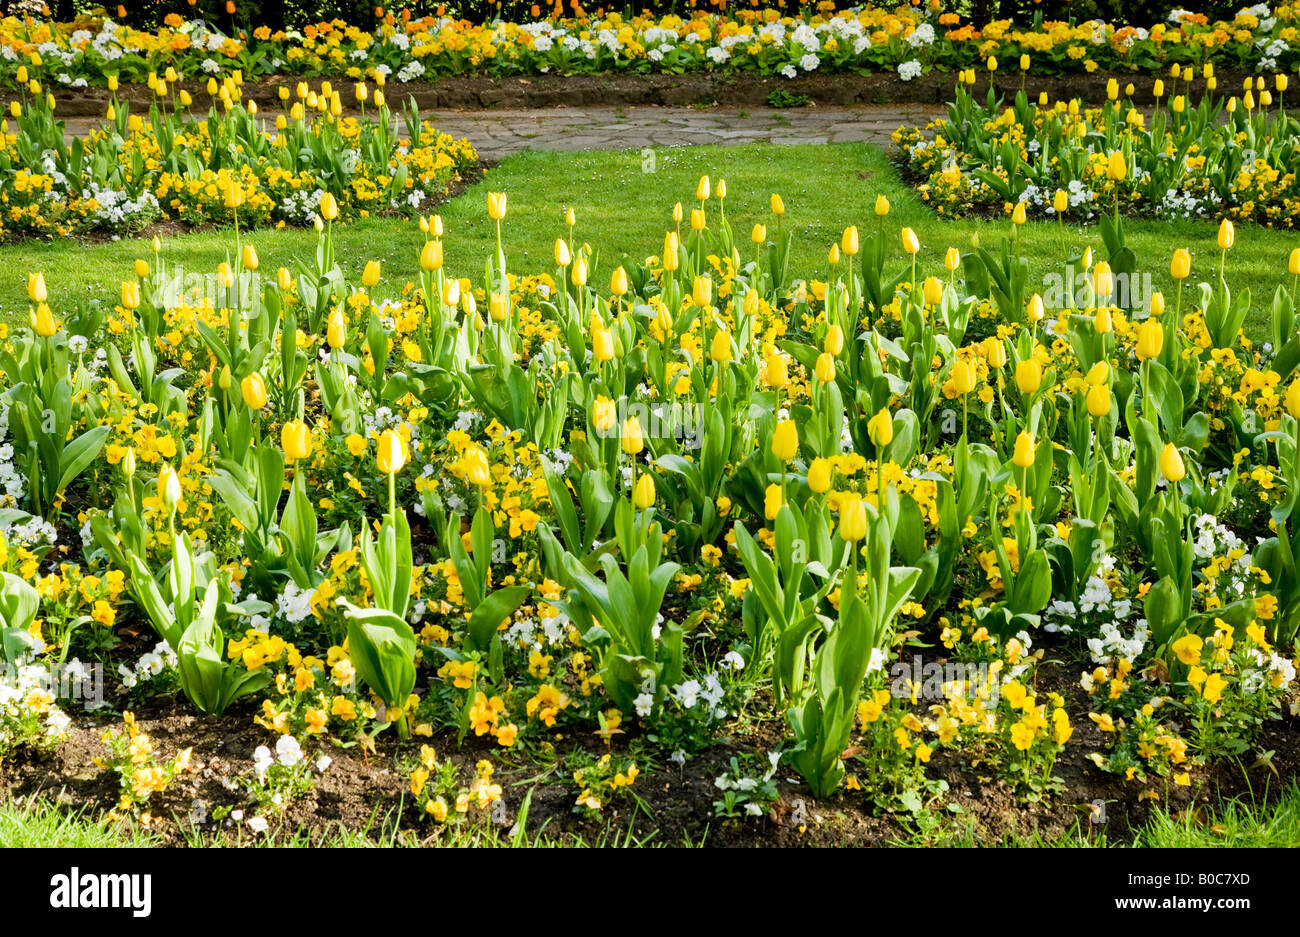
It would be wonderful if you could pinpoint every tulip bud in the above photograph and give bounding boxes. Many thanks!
[610,266,629,297]
[159,465,182,514]
[944,246,961,271]
[1289,248,1300,277]
[1012,202,1027,225]
[1093,262,1113,299]
[121,281,140,310]
[1160,442,1185,482]
[690,208,706,231]
[621,417,645,456]
[554,238,571,267]
[710,328,733,363]
[319,192,339,222]
[242,244,259,271]
[1107,151,1127,181]
[984,337,1007,369]
[1149,291,1165,319]
[490,293,510,322]
[696,175,710,201]
[901,227,920,254]
[662,231,680,272]
[123,447,137,477]
[487,191,507,221]
[828,244,840,267]
[1026,293,1045,323]
[765,352,788,389]
[875,194,890,217]
[1095,306,1112,335]
[752,223,767,244]
[1053,190,1068,214]
[362,260,381,289]
[592,327,614,363]
[770,193,785,215]
[29,303,56,338]
[1286,381,1300,419]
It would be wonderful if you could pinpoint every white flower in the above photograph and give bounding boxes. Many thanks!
[252,746,273,780]
[721,650,745,671]
[274,734,302,767]
[633,692,654,717]
[247,816,269,834]
[316,755,333,772]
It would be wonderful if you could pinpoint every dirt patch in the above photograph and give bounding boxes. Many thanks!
[4,636,1294,847]
[24,69,1249,118]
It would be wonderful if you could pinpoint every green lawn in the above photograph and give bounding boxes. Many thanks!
[2,142,1297,339]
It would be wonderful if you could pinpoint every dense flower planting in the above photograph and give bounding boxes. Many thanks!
[2,172,1299,832]
[0,75,476,238]
[1,4,1299,88]
[893,74,1300,228]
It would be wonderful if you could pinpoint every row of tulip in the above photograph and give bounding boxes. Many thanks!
[3,5,1299,90]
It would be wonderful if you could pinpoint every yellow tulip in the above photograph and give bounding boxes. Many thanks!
[377,429,407,475]
[571,256,588,287]
[242,244,259,271]
[1160,442,1186,482]
[1106,151,1127,181]
[691,208,706,231]
[1289,248,1300,276]
[952,358,977,396]
[828,244,840,267]
[841,225,859,256]
[944,246,961,270]
[711,328,733,363]
[984,337,1007,369]
[277,267,293,292]
[1026,293,1044,323]
[901,227,920,254]
[1217,218,1235,250]
[814,352,836,384]
[1136,319,1164,361]
[593,398,616,433]
[765,483,783,521]
[487,191,507,220]
[765,353,789,389]
[327,308,347,349]
[867,408,894,448]
[1093,262,1113,298]
[27,272,47,303]
[490,293,510,322]
[808,457,832,494]
[1095,306,1112,335]
[1011,202,1027,225]
[923,276,944,306]
[838,498,868,542]
[824,324,844,356]
[771,420,799,463]
[462,445,491,488]
[592,327,614,363]
[633,473,656,510]
[621,417,644,455]
[770,193,785,215]
[134,258,150,278]
[241,372,268,410]
[1086,383,1111,418]
[662,231,680,271]
[1012,432,1036,468]
[1171,248,1191,280]
[751,223,766,244]
[281,420,312,462]
[362,260,381,288]
[420,240,443,272]
[1285,381,1300,419]
[121,281,140,310]
[1053,190,1068,214]
[1015,359,1041,394]
[696,175,710,201]
[319,192,339,222]
[554,238,571,267]
[29,303,56,338]
[1149,291,1165,319]
[610,266,629,296]
[692,276,713,308]
[1086,362,1110,385]
[875,194,890,217]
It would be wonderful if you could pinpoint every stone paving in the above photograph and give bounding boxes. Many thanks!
[59,103,944,160]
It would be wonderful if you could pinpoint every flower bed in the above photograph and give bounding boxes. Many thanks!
[1,175,1298,839]
[892,77,1300,229]
[0,76,476,239]
[3,4,1299,90]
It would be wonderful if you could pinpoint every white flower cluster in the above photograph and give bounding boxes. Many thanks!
[275,580,316,624]
[82,182,160,229]
[1086,618,1150,665]
[116,640,178,691]
[897,59,922,81]
[253,733,302,781]
[0,661,72,743]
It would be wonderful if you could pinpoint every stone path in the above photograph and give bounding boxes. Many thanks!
[59,104,944,160]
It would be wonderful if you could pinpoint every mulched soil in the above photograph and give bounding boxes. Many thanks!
[12,68,1256,117]
[3,633,1295,847]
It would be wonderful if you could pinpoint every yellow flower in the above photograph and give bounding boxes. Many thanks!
[1171,633,1203,666]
